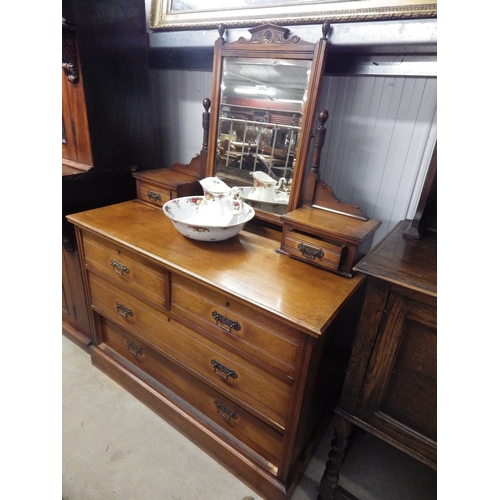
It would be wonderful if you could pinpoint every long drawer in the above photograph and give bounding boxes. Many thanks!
[82,232,166,309]
[88,272,291,431]
[97,315,284,468]
[170,274,302,381]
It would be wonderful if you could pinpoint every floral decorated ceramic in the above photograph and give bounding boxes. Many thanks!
[249,171,288,202]
[238,187,289,215]
[163,196,255,242]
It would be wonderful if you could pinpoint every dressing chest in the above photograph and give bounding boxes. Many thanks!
[68,200,367,500]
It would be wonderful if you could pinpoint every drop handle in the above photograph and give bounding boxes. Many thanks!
[147,190,162,202]
[214,400,238,421]
[116,302,134,319]
[212,311,241,333]
[126,340,143,356]
[110,259,130,275]
[211,359,238,380]
[298,242,324,260]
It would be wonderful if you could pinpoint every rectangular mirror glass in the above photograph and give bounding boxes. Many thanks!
[215,57,312,215]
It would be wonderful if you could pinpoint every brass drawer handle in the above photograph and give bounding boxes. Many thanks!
[211,359,238,380]
[212,311,241,333]
[298,242,324,260]
[110,259,130,275]
[214,400,238,421]
[116,302,134,318]
[126,340,143,356]
[147,190,162,202]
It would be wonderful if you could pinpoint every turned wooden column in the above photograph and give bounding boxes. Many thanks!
[317,416,353,500]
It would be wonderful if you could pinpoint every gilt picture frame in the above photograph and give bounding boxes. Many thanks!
[149,0,437,31]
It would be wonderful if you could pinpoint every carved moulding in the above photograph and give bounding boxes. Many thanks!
[150,0,437,31]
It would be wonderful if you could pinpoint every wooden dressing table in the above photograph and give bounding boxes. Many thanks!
[66,23,384,499]
[68,201,366,500]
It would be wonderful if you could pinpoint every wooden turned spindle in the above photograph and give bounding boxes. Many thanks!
[310,109,329,177]
[202,98,211,152]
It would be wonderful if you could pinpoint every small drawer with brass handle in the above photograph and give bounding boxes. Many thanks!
[281,228,345,273]
[82,232,167,308]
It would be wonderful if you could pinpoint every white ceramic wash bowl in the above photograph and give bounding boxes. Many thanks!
[238,187,290,215]
[162,196,255,242]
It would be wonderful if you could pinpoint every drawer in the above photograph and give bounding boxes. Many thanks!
[89,273,291,430]
[97,316,284,468]
[281,228,346,273]
[82,233,166,308]
[170,274,302,381]
[135,179,173,209]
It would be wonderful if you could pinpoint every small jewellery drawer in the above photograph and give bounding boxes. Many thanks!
[281,229,345,273]
[82,233,166,308]
[98,316,284,468]
[170,274,302,381]
[89,273,291,430]
[135,179,173,208]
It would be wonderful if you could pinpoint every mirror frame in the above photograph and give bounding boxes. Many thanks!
[207,23,329,227]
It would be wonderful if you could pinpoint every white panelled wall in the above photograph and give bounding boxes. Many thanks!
[151,69,436,247]
[317,75,437,245]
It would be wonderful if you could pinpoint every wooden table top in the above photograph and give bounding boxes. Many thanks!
[68,200,365,337]
[354,219,437,297]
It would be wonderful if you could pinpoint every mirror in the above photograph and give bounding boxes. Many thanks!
[207,23,329,226]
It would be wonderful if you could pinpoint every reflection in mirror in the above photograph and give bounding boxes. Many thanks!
[214,57,312,215]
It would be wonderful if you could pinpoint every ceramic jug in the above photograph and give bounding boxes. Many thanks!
[198,177,242,226]
[249,171,287,202]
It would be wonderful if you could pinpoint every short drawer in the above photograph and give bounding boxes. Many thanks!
[82,232,166,308]
[97,316,284,468]
[136,179,173,209]
[170,274,302,381]
[89,273,291,430]
[281,228,346,273]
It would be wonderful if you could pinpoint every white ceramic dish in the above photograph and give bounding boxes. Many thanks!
[238,187,290,215]
[163,196,255,242]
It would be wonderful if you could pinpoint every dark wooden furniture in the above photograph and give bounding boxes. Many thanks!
[62,0,155,350]
[68,200,367,500]
[317,218,437,500]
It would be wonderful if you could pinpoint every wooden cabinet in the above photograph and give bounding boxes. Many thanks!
[67,200,367,500]
[62,0,154,348]
[318,219,437,500]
